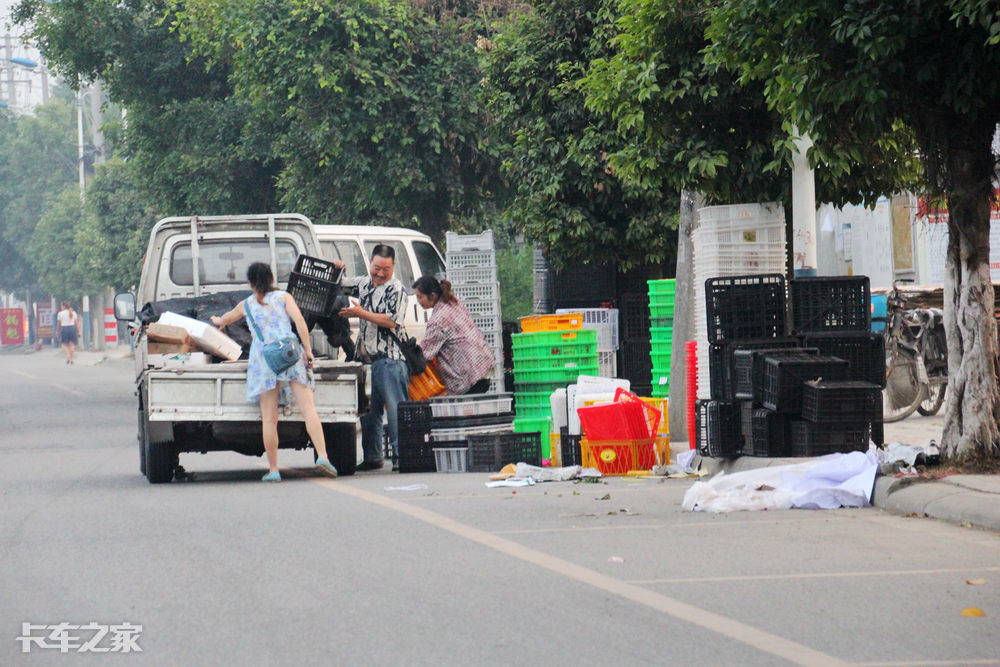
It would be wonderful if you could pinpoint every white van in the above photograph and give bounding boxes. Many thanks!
[311,225,446,355]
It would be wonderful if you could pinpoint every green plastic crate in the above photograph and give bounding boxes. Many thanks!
[513,352,597,371]
[649,302,676,318]
[512,329,597,349]
[513,364,599,384]
[647,279,677,295]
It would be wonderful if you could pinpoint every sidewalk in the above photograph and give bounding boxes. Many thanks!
[683,413,1000,533]
[1,343,132,366]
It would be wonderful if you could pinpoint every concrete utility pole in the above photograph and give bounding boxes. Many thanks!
[668,190,702,441]
[791,130,818,277]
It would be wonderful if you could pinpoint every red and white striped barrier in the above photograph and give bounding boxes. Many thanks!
[104,307,117,347]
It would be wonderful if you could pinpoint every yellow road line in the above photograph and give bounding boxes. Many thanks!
[316,479,848,666]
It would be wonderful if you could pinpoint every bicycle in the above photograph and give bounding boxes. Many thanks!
[880,284,948,422]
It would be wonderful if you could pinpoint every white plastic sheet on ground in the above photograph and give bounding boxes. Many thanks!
[682,451,878,513]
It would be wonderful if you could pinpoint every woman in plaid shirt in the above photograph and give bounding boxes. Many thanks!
[413,276,495,395]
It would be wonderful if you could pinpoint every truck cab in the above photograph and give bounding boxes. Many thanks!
[312,224,446,343]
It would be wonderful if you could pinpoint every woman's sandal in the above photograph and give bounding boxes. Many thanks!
[261,470,281,482]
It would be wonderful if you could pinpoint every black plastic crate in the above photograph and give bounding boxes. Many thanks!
[801,380,881,422]
[758,354,851,412]
[802,332,886,388]
[695,400,742,458]
[790,420,870,456]
[286,254,345,317]
[398,401,433,435]
[550,262,617,306]
[430,413,515,429]
[618,339,652,388]
[620,292,652,341]
[705,274,788,343]
[731,341,810,400]
[871,401,884,446]
[739,400,755,448]
[709,343,728,400]
[559,428,583,467]
[467,432,543,472]
[748,408,793,457]
[790,276,871,334]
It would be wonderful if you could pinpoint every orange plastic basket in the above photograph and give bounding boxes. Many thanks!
[408,359,447,400]
[581,436,669,475]
[519,313,584,333]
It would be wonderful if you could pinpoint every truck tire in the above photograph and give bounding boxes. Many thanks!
[321,423,357,477]
[141,388,177,484]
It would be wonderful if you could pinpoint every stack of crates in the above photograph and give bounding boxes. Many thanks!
[693,203,787,399]
[512,323,599,460]
[556,308,619,377]
[647,279,676,398]
[446,231,505,393]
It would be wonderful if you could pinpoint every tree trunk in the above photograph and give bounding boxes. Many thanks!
[940,143,1000,462]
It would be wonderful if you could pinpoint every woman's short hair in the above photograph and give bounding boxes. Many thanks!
[247,262,276,294]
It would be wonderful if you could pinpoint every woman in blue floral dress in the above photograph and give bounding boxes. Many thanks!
[211,262,339,482]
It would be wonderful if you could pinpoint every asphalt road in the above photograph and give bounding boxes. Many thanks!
[1,348,998,666]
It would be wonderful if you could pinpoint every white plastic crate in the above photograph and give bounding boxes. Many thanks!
[453,282,500,302]
[446,230,495,252]
[481,329,500,351]
[489,377,505,394]
[433,447,468,473]
[697,202,784,225]
[464,298,501,319]
[556,308,619,351]
[598,350,617,378]
[472,312,502,333]
[447,265,497,285]
[431,423,514,440]
[447,250,496,270]
[427,393,513,418]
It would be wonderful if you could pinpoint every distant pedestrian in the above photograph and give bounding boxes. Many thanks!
[56,302,81,365]
[413,276,495,395]
[211,262,339,483]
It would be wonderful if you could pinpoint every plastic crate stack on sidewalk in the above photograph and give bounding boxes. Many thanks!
[512,316,599,460]
[445,230,505,393]
[693,203,787,400]
[555,307,619,377]
[646,279,675,399]
[696,273,884,459]
[396,393,541,473]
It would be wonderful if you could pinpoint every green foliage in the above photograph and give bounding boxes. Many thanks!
[480,0,679,272]
[27,187,92,298]
[75,158,159,291]
[172,0,510,237]
[496,242,533,321]
[0,96,79,291]
[14,0,280,216]
[585,0,921,210]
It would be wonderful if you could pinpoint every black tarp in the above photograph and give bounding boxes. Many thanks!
[140,291,355,360]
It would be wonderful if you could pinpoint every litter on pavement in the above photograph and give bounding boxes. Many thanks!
[682,450,878,513]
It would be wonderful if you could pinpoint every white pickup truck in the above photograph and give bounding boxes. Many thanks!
[115,214,368,483]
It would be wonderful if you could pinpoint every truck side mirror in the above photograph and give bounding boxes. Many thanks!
[114,293,137,321]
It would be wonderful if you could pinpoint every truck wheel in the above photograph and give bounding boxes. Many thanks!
[142,406,177,484]
[321,423,357,476]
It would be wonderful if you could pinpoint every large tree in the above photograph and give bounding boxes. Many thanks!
[172,0,513,237]
[13,0,280,216]
[707,1,1000,461]
[479,0,679,270]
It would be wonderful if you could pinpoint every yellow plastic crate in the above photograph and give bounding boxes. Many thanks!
[519,313,584,333]
[580,436,670,475]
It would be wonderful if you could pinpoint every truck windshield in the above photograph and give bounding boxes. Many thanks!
[170,240,299,285]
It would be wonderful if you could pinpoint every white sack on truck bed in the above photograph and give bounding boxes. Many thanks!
[157,311,242,361]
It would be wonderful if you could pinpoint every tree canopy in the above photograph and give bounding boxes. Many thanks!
[479,0,678,271]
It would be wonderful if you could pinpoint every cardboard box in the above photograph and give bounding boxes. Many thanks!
[148,340,194,354]
[148,352,210,368]
[156,311,242,361]
[147,323,192,346]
